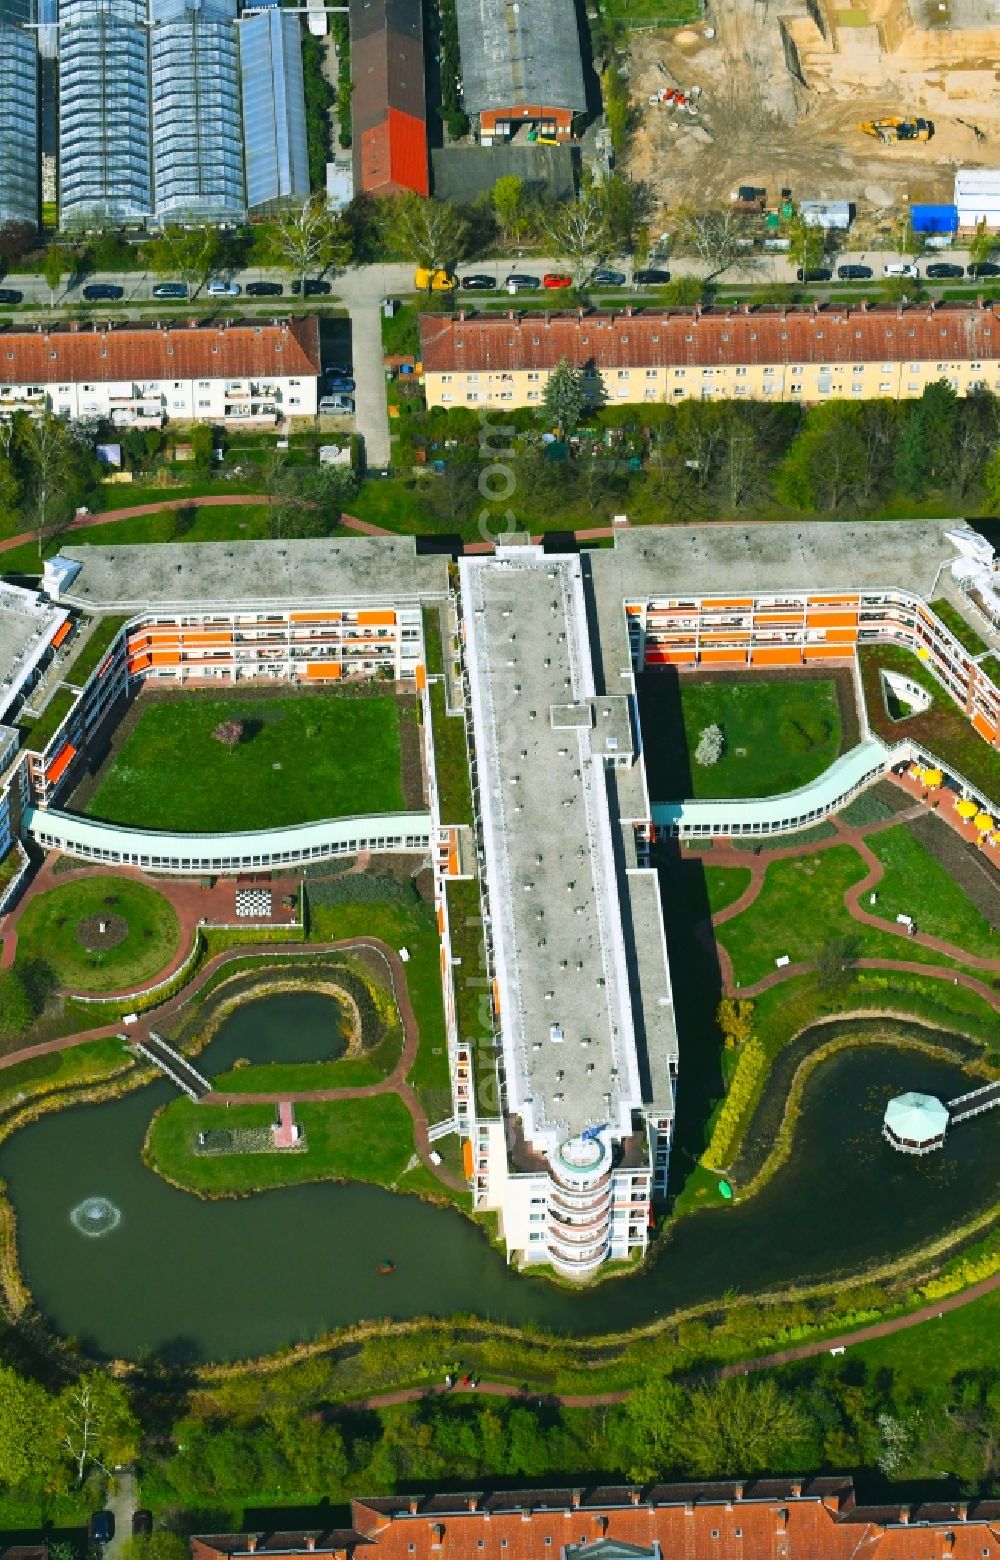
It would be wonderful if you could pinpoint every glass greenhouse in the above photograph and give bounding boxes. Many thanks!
[58,0,151,225]
[0,0,39,228]
[151,0,246,222]
[239,6,309,211]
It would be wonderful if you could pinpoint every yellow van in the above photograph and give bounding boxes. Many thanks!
[414,267,458,291]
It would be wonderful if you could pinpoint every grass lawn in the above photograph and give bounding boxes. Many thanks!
[637,674,843,801]
[0,1033,132,1092]
[829,1284,1000,1383]
[429,680,474,827]
[83,693,405,832]
[866,824,998,958]
[15,877,181,994]
[146,1093,416,1194]
[306,895,452,1118]
[64,614,131,686]
[704,865,753,914]
[982,654,1000,686]
[752,965,1000,1052]
[860,643,1000,806]
[447,876,492,1046]
[930,597,989,657]
[17,686,79,752]
[715,844,961,987]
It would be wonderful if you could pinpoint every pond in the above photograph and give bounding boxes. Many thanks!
[193,990,349,1074]
[1,1000,998,1361]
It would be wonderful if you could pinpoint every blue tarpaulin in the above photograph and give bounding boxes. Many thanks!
[910,203,958,234]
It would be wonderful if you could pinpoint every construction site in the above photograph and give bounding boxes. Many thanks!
[620,0,1000,231]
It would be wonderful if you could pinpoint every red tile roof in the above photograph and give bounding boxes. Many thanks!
[359,108,429,196]
[0,318,321,385]
[192,1481,1000,1560]
[419,302,1000,373]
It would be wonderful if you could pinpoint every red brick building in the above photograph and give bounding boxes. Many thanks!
[192,1479,1000,1560]
[350,0,429,197]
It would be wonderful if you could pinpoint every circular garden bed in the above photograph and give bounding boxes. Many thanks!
[15,876,182,994]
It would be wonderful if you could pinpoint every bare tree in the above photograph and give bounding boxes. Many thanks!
[58,1373,139,1486]
[213,720,244,753]
[542,193,611,287]
[675,205,758,280]
[15,412,76,559]
[259,197,353,293]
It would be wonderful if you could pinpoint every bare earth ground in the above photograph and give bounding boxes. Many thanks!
[623,0,1000,226]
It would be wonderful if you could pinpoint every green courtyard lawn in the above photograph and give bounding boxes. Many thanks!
[704,865,753,915]
[715,844,962,988]
[146,1092,416,1195]
[636,674,844,802]
[15,877,182,995]
[860,643,1000,806]
[82,693,406,832]
[865,824,998,958]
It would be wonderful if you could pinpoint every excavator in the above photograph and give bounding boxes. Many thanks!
[857,117,934,143]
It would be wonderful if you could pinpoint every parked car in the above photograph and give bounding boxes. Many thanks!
[326,376,355,394]
[83,284,124,301]
[460,274,495,290]
[324,364,352,380]
[634,268,671,284]
[542,272,573,288]
[319,394,355,414]
[591,267,627,286]
[505,273,539,292]
[414,268,457,291]
[90,1512,115,1546]
[0,287,23,304]
[968,261,1000,278]
[132,1511,153,1537]
[795,267,832,283]
[246,281,283,297]
[836,265,872,280]
[152,281,188,298]
[291,278,332,295]
[924,262,965,278]
[207,279,241,296]
[883,262,919,278]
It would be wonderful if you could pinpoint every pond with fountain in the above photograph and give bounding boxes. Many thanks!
[0,989,997,1362]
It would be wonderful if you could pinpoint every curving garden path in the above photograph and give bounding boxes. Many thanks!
[688,791,1000,1009]
[0,932,465,1194]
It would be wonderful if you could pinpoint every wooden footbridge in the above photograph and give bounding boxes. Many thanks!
[128,1032,211,1100]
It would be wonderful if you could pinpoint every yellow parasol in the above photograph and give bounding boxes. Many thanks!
[956,798,978,819]
[916,647,930,659]
[921,768,943,787]
[974,812,994,833]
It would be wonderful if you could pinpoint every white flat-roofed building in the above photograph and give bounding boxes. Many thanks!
[460,547,677,1275]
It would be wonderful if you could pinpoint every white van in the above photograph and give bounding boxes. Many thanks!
[883,262,919,278]
[319,394,355,415]
[207,279,242,296]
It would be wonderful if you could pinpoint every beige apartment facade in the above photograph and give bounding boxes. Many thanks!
[419,302,1000,410]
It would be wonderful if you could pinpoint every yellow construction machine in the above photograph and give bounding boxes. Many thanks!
[857,117,934,143]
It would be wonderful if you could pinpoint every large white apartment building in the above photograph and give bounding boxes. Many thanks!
[0,524,998,1275]
[0,318,321,426]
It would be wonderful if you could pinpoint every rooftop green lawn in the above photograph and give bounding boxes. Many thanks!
[703,865,753,915]
[17,685,79,753]
[146,1092,416,1194]
[929,597,989,658]
[429,680,474,827]
[64,614,131,686]
[637,674,844,801]
[865,824,997,958]
[15,876,182,995]
[860,643,1000,807]
[982,654,1000,685]
[82,693,406,832]
[447,876,493,1048]
[715,843,962,987]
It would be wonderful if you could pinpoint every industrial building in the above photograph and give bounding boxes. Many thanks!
[149,0,245,224]
[58,0,152,226]
[420,301,1000,409]
[239,5,310,211]
[0,318,321,425]
[453,0,586,142]
[954,166,1000,231]
[0,0,40,228]
[0,522,997,1271]
[53,0,309,226]
[349,0,428,197]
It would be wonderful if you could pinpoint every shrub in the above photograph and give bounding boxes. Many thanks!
[695,723,725,767]
[701,1037,768,1169]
